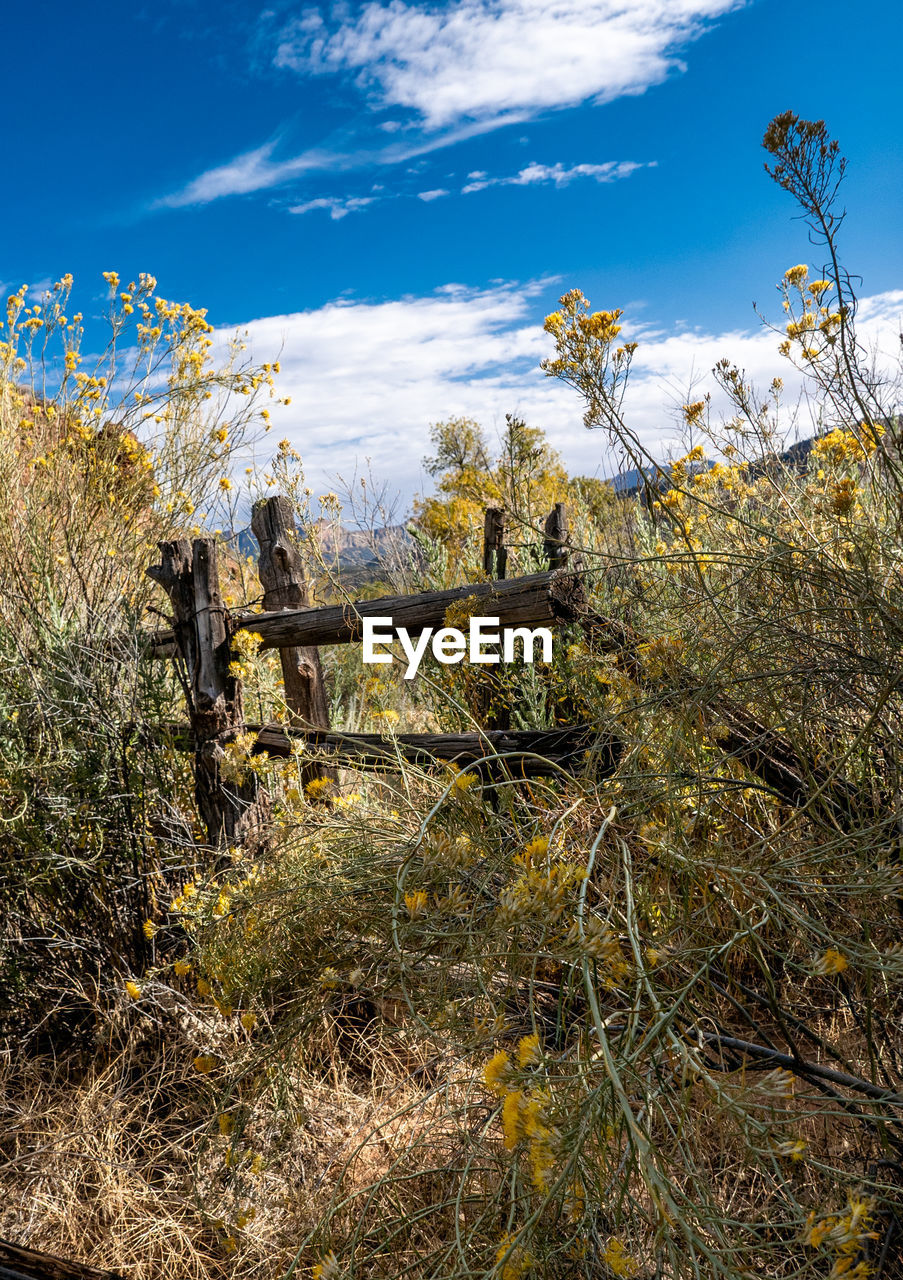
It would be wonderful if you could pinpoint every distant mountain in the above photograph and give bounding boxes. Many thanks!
[227,520,412,570]
[316,521,412,568]
[606,436,817,501]
[605,459,713,498]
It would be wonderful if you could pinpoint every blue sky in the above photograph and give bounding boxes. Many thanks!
[4,0,901,507]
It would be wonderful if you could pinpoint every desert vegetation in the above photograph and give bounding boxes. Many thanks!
[1,114,901,1280]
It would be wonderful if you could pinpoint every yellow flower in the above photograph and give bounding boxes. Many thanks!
[174,959,191,976]
[125,980,142,1000]
[404,889,428,919]
[450,766,477,793]
[240,1011,257,1031]
[197,978,213,997]
[219,476,233,491]
[495,1234,533,1280]
[784,264,809,286]
[218,1113,235,1136]
[312,1251,339,1280]
[683,401,706,426]
[814,947,848,975]
[517,1032,541,1067]
[192,1054,217,1074]
[484,1049,510,1096]
[519,835,549,864]
[600,1238,639,1277]
[502,1089,525,1149]
[142,919,157,940]
[776,1138,807,1161]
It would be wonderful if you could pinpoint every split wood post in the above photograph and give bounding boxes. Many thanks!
[543,503,569,570]
[483,507,507,579]
[251,495,335,792]
[481,506,510,729]
[148,538,267,854]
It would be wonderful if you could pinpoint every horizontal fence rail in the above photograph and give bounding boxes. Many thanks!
[0,1239,124,1280]
[154,722,622,778]
[146,569,586,657]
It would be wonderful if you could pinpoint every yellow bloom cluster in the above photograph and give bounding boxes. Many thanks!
[812,424,882,467]
[804,1195,878,1279]
[494,1234,533,1280]
[497,856,584,925]
[827,477,857,518]
[483,1048,511,1096]
[600,1238,640,1278]
[541,289,637,385]
[566,915,629,986]
[220,732,258,784]
[784,264,810,287]
[404,889,429,919]
[813,947,848,975]
[419,831,477,873]
[484,1037,559,1191]
[312,1251,340,1280]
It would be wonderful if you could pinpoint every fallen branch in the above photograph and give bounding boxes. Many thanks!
[701,1033,903,1106]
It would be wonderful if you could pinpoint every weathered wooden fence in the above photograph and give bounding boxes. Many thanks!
[146,498,602,848]
[144,494,863,850]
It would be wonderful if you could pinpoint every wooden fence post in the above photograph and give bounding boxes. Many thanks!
[148,538,267,852]
[543,503,569,570]
[480,506,510,729]
[251,496,334,790]
[483,507,507,579]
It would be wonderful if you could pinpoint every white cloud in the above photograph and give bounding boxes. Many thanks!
[161,0,743,208]
[157,142,319,208]
[289,194,379,218]
[275,0,747,129]
[159,116,510,207]
[287,157,643,226]
[461,159,646,193]
[220,281,903,506]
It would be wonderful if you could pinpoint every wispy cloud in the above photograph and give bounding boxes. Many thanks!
[461,159,649,193]
[223,280,903,504]
[158,117,513,208]
[156,142,318,208]
[275,0,748,129]
[289,194,380,219]
[281,156,646,222]
[158,0,744,208]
